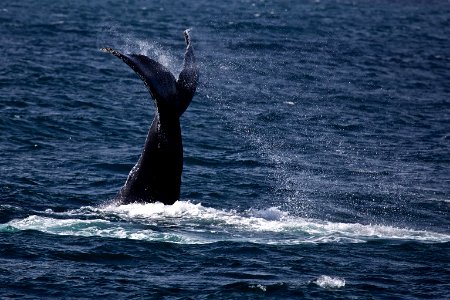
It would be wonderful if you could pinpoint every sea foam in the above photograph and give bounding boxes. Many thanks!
[314,275,346,289]
[2,201,449,245]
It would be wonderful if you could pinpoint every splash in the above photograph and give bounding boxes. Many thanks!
[98,23,180,75]
[313,275,346,289]
[1,201,449,245]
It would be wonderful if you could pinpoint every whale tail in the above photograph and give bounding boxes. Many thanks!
[101,30,198,116]
[176,29,199,115]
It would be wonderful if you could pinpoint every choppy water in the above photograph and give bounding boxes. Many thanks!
[1,0,449,299]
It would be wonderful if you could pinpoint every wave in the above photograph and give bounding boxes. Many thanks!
[1,201,449,245]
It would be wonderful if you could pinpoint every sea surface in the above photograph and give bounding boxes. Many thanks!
[1,0,449,299]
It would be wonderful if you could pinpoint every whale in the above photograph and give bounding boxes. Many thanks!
[102,30,199,205]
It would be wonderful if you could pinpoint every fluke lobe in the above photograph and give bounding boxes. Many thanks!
[102,30,199,205]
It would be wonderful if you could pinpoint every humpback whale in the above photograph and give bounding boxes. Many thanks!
[102,30,199,205]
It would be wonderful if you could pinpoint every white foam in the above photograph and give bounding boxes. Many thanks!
[250,284,267,292]
[314,275,346,288]
[4,215,200,244]
[250,207,288,221]
[2,201,449,245]
[102,200,208,219]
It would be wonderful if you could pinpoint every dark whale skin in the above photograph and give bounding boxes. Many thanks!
[102,30,198,205]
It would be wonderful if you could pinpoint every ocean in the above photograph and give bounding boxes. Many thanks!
[1,0,449,298]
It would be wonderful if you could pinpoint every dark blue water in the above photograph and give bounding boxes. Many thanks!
[1,0,449,298]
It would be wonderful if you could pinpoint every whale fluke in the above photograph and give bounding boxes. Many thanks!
[102,30,199,205]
